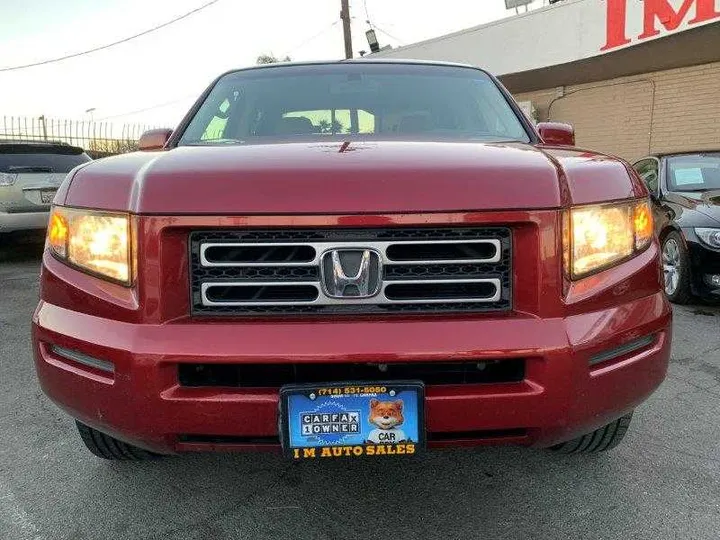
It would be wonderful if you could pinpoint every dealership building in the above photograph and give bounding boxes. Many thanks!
[374,0,720,162]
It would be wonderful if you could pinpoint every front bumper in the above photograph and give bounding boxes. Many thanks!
[687,236,720,298]
[33,291,672,454]
[0,210,49,232]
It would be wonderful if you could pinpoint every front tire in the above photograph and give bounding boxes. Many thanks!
[76,421,161,460]
[662,231,693,304]
[550,412,633,454]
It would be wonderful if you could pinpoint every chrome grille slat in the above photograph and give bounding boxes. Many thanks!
[190,227,511,315]
[200,278,502,306]
[199,239,501,267]
[201,282,322,306]
[382,279,502,303]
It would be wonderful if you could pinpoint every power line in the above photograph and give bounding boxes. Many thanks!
[360,1,404,45]
[0,0,222,73]
[95,95,198,121]
[372,24,405,45]
[282,20,339,58]
[363,0,372,27]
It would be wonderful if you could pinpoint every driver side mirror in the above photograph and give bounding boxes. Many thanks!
[537,122,575,147]
[138,128,173,151]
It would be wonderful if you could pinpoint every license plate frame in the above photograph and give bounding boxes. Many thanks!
[279,381,425,460]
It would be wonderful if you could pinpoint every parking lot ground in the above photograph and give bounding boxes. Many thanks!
[1,239,719,540]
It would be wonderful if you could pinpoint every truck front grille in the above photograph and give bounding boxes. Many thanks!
[189,227,511,315]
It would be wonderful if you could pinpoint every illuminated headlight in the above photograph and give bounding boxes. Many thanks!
[695,228,720,249]
[0,172,18,186]
[565,199,653,279]
[47,206,133,285]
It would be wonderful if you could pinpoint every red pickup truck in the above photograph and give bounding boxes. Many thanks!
[32,61,671,461]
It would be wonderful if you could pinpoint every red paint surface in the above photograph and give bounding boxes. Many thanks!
[537,122,575,147]
[34,105,672,454]
[64,141,644,213]
[33,208,671,453]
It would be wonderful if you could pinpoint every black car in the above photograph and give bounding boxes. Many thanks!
[633,152,720,303]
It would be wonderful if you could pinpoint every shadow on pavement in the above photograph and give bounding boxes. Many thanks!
[0,231,45,263]
[69,447,626,540]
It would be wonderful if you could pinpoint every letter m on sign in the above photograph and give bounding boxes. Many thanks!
[640,0,720,39]
[602,0,720,51]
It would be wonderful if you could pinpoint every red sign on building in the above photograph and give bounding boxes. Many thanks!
[602,0,720,51]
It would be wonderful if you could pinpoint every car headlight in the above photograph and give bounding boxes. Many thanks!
[47,206,133,285]
[0,172,18,186]
[695,228,720,249]
[565,199,653,279]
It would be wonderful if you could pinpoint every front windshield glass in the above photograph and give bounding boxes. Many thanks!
[178,63,531,145]
[667,153,720,191]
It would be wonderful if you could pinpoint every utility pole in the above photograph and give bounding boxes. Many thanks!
[340,0,352,59]
[340,0,357,132]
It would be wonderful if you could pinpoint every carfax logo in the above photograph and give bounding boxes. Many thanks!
[300,411,361,436]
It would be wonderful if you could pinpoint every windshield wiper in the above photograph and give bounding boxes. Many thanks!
[183,139,244,146]
[7,166,53,173]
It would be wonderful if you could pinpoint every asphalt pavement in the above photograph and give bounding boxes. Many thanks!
[1,235,719,540]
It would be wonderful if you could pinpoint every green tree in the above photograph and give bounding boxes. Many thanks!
[317,119,345,134]
[256,54,291,64]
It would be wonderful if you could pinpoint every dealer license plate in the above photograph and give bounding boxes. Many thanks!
[279,381,424,460]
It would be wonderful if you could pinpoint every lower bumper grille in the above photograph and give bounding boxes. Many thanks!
[178,359,525,388]
[190,227,512,316]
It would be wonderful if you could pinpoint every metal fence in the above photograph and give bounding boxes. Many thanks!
[0,116,156,158]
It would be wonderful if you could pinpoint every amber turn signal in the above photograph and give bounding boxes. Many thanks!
[566,198,654,280]
[46,206,133,285]
[633,200,653,250]
[47,209,69,258]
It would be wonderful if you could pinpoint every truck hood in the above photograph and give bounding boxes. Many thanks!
[63,141,642,214]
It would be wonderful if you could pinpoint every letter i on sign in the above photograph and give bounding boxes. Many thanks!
[602,0,631,51]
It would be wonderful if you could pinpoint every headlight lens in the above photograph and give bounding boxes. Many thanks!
[695,228,720,249]
[0,172,18,186]
[566,199,653,279]
[47,206,133,285]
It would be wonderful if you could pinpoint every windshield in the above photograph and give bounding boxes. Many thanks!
[0,145,90,173]
[667,153,720,191]
[178,63,531,146]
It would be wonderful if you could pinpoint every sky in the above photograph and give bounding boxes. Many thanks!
[0,0,546,129]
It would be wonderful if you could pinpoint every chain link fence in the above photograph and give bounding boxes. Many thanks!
[0,116,156,158]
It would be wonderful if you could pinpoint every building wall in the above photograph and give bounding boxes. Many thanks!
[373,0,720,77]
[513,61,720,162]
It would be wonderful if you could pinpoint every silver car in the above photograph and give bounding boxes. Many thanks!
[0,141,91,233]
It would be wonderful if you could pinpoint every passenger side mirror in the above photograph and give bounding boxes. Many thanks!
[537,122,575,147]
[138,128,173,151]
